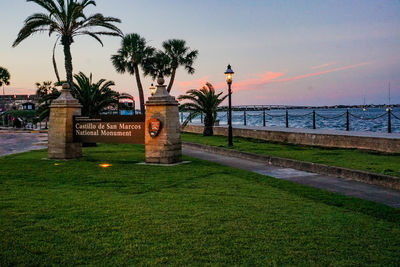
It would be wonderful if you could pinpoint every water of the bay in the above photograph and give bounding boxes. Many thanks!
[182,107,400,133]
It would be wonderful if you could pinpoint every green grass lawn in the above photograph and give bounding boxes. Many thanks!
[1,144,399,265]
[182,132,400,178]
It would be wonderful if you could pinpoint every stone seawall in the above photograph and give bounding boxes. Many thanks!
[182,124,400,153]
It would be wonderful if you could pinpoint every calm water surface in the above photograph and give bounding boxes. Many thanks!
[182,108,400,133]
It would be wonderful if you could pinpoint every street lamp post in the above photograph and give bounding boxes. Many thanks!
[225,64,234,147]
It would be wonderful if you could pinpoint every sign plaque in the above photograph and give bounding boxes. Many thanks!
[148,118,162,137]
[73,115,145,144]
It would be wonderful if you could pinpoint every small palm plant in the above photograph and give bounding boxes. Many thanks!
[72,72,119,116]
[178,83,227,136]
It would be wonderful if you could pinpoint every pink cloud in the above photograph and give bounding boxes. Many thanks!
[231,62,371,93]
[272,62,371,84]
[175,72,285,94]
[205,72,285,93]
[174,76,210,94]
[233,72,285,90]
[311,62,336,69]
[174,62,372,96]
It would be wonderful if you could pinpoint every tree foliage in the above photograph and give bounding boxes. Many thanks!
[35,81,61,121]
[162,39,198,93]
[142,51,172,80]
[111,33,155,115]
[13,0,122,86]
[72,72,119,116]
[0,67,11,87]
[178,83,227,136]
[35,81,54,98]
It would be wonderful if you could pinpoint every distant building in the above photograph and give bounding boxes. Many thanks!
[118,93,135,115]
[22,102,36,110]
[0,94,38,112]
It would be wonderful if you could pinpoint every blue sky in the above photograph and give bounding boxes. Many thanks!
[1,0,399,105]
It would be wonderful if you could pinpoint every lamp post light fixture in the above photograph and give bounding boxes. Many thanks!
[150,83,156,96]
[225,64,234,147]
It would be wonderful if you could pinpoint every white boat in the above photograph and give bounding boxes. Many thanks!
[363,96,367,112]
[386,82,391,111]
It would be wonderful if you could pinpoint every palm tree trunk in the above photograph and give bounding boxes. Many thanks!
[203,113,214,136]
[134,65,145,115]
[167,68,176,93]
[53,37,61,83]
[63,43,73,87]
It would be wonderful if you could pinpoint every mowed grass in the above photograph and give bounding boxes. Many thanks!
[1,144,400,265]
[182,132,400,177]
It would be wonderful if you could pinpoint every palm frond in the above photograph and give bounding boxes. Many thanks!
[72,72,118,116]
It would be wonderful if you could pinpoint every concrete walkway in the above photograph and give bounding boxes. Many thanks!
[0,130,47,156]
[183,146,400,209]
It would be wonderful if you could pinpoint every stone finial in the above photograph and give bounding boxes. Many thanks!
[157,76,165,86]
[147,75,178,104]
[50,82,81,108]
[62,83,70,90]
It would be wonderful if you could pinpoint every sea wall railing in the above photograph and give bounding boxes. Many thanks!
[180,108,400,133]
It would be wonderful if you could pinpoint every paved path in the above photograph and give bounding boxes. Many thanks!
[0,130,47,156]
[183,147,400,209]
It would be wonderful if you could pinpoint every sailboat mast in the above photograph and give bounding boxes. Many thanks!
[388,82,391,107]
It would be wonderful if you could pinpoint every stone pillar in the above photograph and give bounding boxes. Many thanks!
[145,77,182,164]
[48,83,82,159]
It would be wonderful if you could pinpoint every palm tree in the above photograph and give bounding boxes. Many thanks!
[111,33,155,115]
[162,39,198,93]
[0,67,11,111]
[0,67,11,95]
[35,81,54,98]
[13,0,122,87]
[72,72,119,116]
[35,82,61,127]
[178,83,227,136]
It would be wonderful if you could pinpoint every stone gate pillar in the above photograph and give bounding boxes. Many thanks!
[48,83,82,159]
[145,77,182,164]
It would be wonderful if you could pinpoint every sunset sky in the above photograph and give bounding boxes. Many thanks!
[1,0,399,106]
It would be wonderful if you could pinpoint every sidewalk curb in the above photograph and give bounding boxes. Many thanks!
[0,127,48,134]
[182,142,400,191]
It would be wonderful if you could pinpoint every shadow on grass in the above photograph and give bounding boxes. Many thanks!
[246,173,400,223]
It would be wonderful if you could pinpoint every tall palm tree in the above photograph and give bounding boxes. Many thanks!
[162,39,198,93]
[73,72,119,116]
[0,67,11,95]
[13,0,122,87]
[111,33,155,115]
[178,83,227,136]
